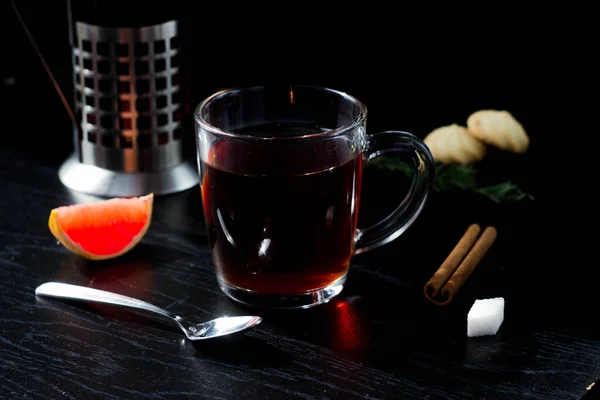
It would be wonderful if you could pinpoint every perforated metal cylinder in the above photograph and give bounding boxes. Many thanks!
[72,20,183,172]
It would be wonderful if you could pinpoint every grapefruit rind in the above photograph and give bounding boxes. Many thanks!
[48,193,154,260]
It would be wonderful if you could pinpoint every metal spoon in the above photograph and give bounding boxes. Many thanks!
[35,282,262,340]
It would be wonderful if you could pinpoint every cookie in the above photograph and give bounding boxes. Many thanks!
[466,110,529,153]
[424,124,487,165]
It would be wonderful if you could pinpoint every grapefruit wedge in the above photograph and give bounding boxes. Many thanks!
[48,194,154,260]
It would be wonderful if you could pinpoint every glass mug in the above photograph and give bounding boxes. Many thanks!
[194,85,434,309]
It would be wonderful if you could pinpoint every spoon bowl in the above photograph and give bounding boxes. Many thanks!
[178,315,263,340]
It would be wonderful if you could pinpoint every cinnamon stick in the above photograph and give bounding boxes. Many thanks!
[424,224,481,299]
[424,224,497,306]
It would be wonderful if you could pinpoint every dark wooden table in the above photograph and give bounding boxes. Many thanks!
[1,134,599,399]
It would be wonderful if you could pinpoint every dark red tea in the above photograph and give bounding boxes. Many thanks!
[200,122,363,294]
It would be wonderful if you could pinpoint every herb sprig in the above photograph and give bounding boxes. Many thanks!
[369,157,534,204]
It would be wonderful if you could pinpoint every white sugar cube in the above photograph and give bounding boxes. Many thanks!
[467,297,504,337]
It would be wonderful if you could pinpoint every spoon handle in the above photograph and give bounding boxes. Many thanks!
[35,282,178,322]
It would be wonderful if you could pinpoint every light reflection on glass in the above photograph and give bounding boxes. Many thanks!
[258,238,271,257]
[217,208,236,247]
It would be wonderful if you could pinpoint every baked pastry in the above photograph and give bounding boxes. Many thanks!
[466,110,529,153]
[424,124,487,165]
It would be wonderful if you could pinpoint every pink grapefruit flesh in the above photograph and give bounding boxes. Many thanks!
[48,194,154,260]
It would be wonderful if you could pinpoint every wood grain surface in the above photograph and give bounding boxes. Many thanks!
[1,147,598,400]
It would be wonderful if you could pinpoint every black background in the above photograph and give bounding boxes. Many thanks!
[1,1,577,273]
[1,1,562,155]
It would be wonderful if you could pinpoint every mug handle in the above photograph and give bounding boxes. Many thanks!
[354,130,435,255]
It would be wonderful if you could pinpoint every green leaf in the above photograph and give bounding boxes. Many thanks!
[369,157,414,175]
[433,164,478,192]
[474,181,535,204]
[368,157,534,204]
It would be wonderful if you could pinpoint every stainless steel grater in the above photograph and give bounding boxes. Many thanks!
[58,19,198,197]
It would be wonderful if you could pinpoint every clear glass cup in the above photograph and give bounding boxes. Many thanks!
[194,85,434,309]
